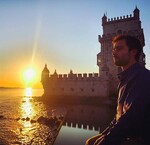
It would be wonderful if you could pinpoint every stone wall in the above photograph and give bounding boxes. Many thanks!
[43,73,110,98]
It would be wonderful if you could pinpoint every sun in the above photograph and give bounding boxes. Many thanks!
[24,68,35,82]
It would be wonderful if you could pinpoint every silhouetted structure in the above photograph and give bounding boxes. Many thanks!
[63,105,114,132]
[41,7,145,99]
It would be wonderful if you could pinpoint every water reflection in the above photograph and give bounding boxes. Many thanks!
[19,88,36,142]
[13,89,115,144]
[0,88,57,144]
[64,105,115,132]
[22,88,35,118]
[54,105,115,145]
[24,87,32,97]
[17,88,60,144]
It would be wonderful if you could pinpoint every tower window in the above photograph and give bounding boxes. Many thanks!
[98,59,101,63]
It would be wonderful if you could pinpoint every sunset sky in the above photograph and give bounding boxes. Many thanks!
[0,0,150,88]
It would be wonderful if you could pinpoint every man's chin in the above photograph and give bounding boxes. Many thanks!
[114,61,123,66]
[113,58,120,66]
[114,60,128,67]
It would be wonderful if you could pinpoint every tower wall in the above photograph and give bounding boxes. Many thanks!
[97,8,145,81]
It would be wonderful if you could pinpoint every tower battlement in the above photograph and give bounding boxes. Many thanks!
[41,66,110,98]
[48,72,100,81]
[103,14,135,25]
[102,6,140,26]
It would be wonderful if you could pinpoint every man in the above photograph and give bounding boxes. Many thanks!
[86,35,150,145]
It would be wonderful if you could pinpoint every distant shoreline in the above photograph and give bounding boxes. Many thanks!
[0,87,24,89]
[0,87,43,89]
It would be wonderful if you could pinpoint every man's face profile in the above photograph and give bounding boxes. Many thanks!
[112,39,131,67]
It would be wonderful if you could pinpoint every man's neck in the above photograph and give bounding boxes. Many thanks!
[121,61,137,71]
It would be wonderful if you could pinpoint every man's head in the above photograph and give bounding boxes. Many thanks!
[112,35,142,67]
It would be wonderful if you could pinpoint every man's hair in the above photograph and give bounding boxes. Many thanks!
[112,35,142,62]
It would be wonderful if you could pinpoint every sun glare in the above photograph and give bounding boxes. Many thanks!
[24,68,35,82]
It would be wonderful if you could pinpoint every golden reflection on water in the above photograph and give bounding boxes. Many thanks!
[21,88,35,131]
[18,88,50,143]
[25,87,32,97]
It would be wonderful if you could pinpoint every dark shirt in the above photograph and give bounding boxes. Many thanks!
[99,62,150,145]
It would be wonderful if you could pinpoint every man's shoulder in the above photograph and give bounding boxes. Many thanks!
[137,67,150,84]
[139,67,150,77]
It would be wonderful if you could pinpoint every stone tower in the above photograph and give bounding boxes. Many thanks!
[97,7,145,81]
[41,64,49,84]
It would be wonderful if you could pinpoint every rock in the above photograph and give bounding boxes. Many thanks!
[26,117,30,121]
[12,141,22,144]
[0,115,5,119]
[37,116,57,127]
[37,116,45,123]
[55,120,61,127]
[53,116,58,122]
[20,128,22,132]
[21,118,25,121]
[59,116,64,120]
[47,117,55,127]
[15,117,20,121]
[30,119,36,124]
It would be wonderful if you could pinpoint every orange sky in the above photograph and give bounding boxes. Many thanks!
[1,1,150,88]
[0,62,43,88]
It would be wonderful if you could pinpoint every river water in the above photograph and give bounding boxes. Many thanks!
[0,88,115,145]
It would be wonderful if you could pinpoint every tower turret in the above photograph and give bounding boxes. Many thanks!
[53,69,58,78]
[102,13,107,26]
[41,64,49,83]
[133,6,140,20]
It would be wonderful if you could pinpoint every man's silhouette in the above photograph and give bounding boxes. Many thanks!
[86,35,150,145]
